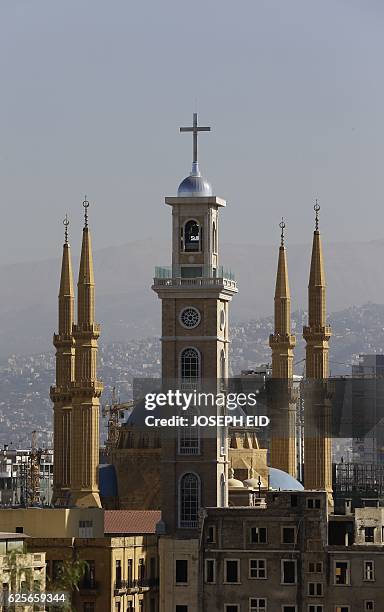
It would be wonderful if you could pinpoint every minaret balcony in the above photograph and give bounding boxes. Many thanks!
[152,266,237,292]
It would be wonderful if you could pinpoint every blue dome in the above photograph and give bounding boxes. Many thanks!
[269,467,304,491]
[177,162,212,197]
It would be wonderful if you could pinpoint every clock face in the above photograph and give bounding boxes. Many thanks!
[180,307,201,329]
[220,308,226,331]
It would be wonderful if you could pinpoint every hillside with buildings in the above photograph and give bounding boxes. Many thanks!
[1,302,384,449]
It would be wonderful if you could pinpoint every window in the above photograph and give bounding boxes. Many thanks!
[224,559,240,583]
[79,519,93,538]
[282,607,297,612]
[308,583,323,596]
[181,348,200,383]
[138,602,143,612]
[224,607,240,612]
[250,527,267,544]
[281,560,297,584]
[127,603,134,611]
[308,562,323,573]
[307,498,321,509]
[335,608,350,612]
[127,558,133,587]
[175,607,188,612]
[138,558,145,585]
[115,604,121,612]
[205,559,216,584]
[291,495,298,507]
[250,598,267,611]
[175,560,188,584]
[150,599,156,612]
[365,527,375,543]
[83,605,95,612]
[334,561,350,585]
[207,525,216,543]
[82,560,96,589]
[184,220,201,252]
[249,559,266,579]
[282,527,296,544]
[179,473,200,528]
[365,602,374,611]
[52,560,63,581]
[308,607,323,612]
[178,427,200,455]
[115,560,122,588]
[364,560,375,581]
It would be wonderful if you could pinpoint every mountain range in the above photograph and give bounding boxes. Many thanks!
[1,237,384,359]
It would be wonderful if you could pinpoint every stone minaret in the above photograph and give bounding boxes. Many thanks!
[51,216,75,506]
[269,219,297,476]
[303,202,332,492]
[69,199,103,508]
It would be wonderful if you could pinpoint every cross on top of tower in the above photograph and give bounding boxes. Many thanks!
[279,217,286,247]
[180,112,211,173]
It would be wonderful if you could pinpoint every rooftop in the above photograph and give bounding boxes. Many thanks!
[104,510,161,535]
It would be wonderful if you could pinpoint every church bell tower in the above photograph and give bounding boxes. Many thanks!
[152,114,238,535]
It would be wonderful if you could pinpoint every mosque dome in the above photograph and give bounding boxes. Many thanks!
[269,467,304,491]
[178,162,212,197]
[244,476,268,489]
[228,478,245,488]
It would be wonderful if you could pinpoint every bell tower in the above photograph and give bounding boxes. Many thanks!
[152,114,238,535]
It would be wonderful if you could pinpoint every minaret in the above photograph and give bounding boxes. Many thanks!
[303,202,332,493]
[69,198,103,508]
[269,219,297,476]
[50,216,75,505]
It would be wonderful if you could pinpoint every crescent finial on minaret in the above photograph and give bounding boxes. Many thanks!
[83,195,90,228]
[314,199,320,231]
[63,214,69,244]
[279,217,286,247]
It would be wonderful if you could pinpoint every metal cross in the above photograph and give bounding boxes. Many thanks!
[180,113,211,164]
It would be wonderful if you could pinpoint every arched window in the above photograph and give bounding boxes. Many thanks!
[181,348,200,383]
[184,220,201,252]
[179,472,200,528]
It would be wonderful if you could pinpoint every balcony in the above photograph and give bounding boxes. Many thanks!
[153,266,237,292]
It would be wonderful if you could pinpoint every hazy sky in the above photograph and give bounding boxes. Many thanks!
[1,0,384,264]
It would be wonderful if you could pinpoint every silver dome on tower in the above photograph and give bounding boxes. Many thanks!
[178,161,213,197]
[177,112,213,197]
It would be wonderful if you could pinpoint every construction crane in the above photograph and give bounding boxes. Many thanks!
[102,388,134,456]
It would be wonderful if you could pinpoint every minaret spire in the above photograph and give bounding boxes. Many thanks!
[304,201,330,372]
[269,218,296,377]
[69,197,103,508]
[77,197,95,325]
[50,215,75,506]
[269,220,297,477]
[303,200,332,496]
